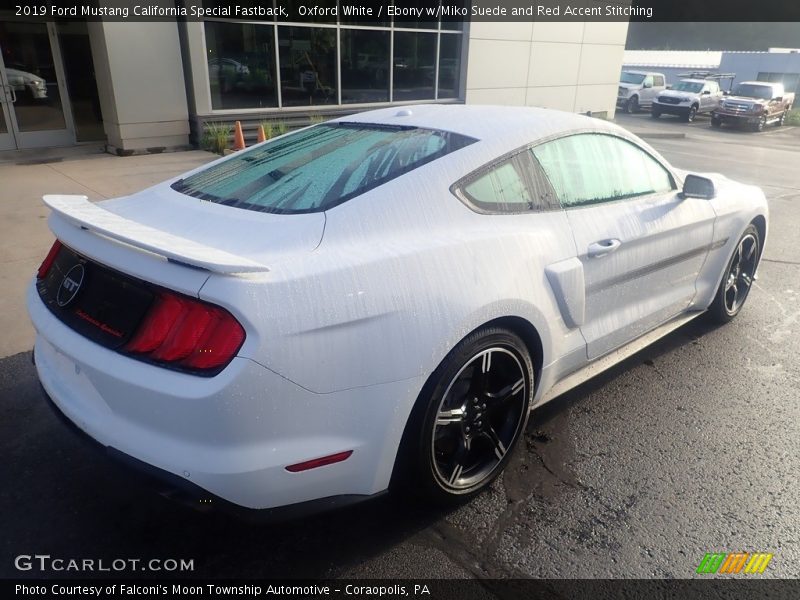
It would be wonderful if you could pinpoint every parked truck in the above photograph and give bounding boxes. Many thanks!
[652,78,724,123]
[712,81,795,131]
[617,71,667,114]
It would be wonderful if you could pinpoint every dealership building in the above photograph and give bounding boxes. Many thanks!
[0,12,628,154]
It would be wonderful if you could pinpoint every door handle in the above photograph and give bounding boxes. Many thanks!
[587,238,621,258]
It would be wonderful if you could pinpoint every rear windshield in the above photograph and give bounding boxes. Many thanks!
[674,81,703,93]
[620,72,645,84]
[733,84,774,100]
[172,123,475,214]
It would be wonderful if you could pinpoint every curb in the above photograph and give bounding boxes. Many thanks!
[632,132,687,140]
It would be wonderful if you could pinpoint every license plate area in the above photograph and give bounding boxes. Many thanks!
[36,245,155,349]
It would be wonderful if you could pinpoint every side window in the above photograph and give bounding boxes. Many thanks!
[461,158,533,212]
[644,75,654,87]
[531,134,675,208]
[653,75,665,87]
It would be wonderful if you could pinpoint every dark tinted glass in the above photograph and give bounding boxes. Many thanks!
[205,21,277,110]
[340,29,390,104]
[393,31,436,101]
[438,33,462,99]
[278,26,337,106]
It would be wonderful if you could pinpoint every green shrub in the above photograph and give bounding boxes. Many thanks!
[260,119,289,140]
[200,122,232,155]
[785,109,800,126]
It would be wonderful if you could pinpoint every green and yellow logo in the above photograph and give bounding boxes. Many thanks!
[696,552,773,574]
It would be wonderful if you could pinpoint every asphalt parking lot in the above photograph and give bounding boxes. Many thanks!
[2,114,799,580]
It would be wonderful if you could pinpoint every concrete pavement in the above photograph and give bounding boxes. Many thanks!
[0,150,216,358]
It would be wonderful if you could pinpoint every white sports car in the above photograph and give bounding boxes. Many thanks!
[28,105,767,515]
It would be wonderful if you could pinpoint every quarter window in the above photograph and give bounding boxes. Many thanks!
[532,134,674,208]
[462,159,532,212]
[653,75,664,87]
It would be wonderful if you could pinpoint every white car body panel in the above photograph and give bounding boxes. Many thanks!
[44,195,270,274]
[27,105,768,511]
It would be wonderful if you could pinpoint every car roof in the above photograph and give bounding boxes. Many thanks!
[329,104,625,158]
[680,79,710,84]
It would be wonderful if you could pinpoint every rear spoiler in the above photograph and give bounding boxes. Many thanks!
[43,195,269,274]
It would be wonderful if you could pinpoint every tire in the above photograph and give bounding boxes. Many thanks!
[651,108,661,119]
[753,115,767,132]
[686,105,698,123]
[625,96,639,114]
[393,327,534,505]
[776,112,786,127]
[708,224,760,324]
[711,115,722,128]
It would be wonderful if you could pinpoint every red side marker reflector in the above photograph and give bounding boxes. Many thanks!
[285,450,353,473]
[37,240,62,279]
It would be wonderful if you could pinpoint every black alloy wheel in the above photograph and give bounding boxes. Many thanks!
[709,225,761,323]
[395,327,533,504]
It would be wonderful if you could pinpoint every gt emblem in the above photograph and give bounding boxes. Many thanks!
[57,264,85,307]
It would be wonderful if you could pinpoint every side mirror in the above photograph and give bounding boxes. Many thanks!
[681,174,715,200]
[774,96,783,102]
[702,90,711,95]
[643,82,652,88]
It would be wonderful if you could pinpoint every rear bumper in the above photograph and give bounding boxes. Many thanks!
[28,280,423,511]
[37,377,382,520]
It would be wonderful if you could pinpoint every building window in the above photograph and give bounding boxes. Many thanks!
[202,15,464,110]
[340,29,389,104]
[438,33,462,99]
[393,31,437,101]
[756,72,800,94]
[204,21,278,110]
[278,26,337,106]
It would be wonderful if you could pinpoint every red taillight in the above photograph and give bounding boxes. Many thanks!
[37,240,62,279]
[124,291,245,373]
[285,451,354,473]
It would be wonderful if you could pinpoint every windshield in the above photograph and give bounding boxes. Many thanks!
[620,72,646,85]
[673,81,704,93]
[172,123,475,214]
[732,84,774,100]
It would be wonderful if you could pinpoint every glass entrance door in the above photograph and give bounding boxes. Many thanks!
[0,76,15,150]
[0,21,75,149]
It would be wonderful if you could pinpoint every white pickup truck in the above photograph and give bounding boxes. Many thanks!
[617,71,666,114]
[652,78,724,123]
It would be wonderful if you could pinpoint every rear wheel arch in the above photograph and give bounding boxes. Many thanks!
[751,215,767,262]
[389,315,544,494]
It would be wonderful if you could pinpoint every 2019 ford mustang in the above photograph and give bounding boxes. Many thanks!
[28,105,768,514]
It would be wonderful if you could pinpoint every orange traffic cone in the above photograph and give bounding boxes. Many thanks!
[233,120,246,151]
[257,125,266,144]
